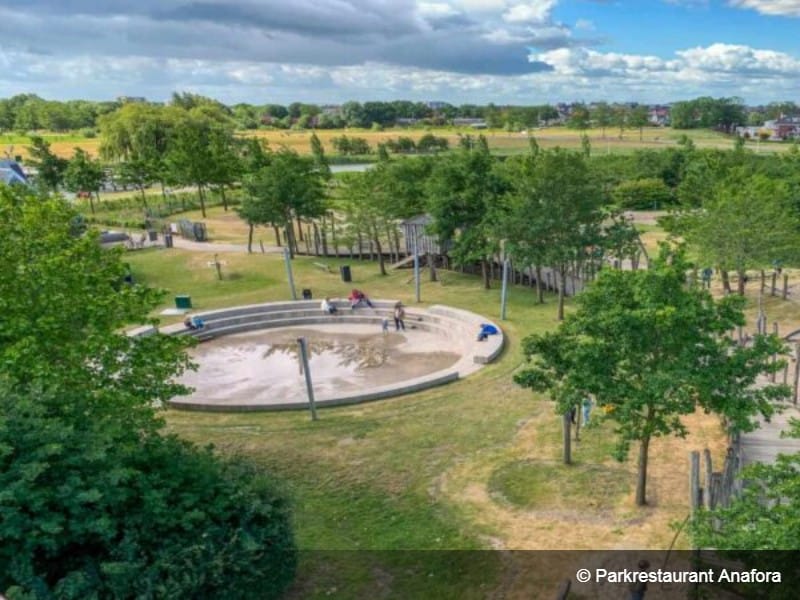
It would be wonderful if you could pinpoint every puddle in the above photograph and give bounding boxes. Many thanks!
[177,325,462,406]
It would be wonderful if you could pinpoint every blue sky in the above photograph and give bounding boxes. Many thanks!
[0,0,798,104]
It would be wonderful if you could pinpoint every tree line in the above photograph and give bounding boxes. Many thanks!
[5,91,797,134]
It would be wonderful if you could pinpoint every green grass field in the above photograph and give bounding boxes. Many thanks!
[122,246,728,597]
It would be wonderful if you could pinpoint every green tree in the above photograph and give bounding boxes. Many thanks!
[628,105,649,141]
[243,149,325,258]
[669,172,800,294]
[64,147,104,214]
[515,246,788,505]
[426,136,506,289]
[566,104,590,130]
[591,102,613,138]
[27,135,67,192]
[0,185,296,597]
[612,178,673,210]
[165,115,221,217]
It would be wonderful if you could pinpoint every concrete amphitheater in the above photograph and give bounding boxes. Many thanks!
[129,300,504,411]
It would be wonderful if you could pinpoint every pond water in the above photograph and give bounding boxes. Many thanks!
[177,325,461,407]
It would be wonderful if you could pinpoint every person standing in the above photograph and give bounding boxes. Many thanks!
[582,396,592,425]
[394,302,406,331]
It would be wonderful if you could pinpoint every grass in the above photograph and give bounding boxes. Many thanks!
[121,244,729,596]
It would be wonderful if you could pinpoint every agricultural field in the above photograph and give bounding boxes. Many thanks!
[5,125,794,161]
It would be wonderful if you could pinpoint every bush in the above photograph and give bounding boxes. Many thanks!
[611,178,673,210]
[0,390,297,600]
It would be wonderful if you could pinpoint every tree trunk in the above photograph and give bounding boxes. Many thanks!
[562,412,572,465]
[304,224,312,255]
[296,217,304,241]
[428,253,437,282]
[737,269,746,295]
[635,434,651,506]
[374,227,387,276]
[247,223,254,253]
[273,225,282,246]
[220,186,228,211]
[160,181,167,201]
[481,258,491,290]
[721,269,732,294]
[321,215,328,257]
[535,265,544,304]
[330,215,337,256]
[392,228,401,263]
[197,185,207,218]
[557,266,566,321]
[138,186,148,210]
[313,222,320,256]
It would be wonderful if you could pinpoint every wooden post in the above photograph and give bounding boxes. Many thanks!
[562,413,572,465]
[793,343,800,405]
[690,451,701,513]
[783,274,789,300]
[703,449,714,509]
[771,322,779,382]
[771,271,777,296]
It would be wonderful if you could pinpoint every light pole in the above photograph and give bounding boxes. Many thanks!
[297,337,318,421]
[283,246,297,300]
[500,241,509,321]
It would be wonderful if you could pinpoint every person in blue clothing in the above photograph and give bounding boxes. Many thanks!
[582,396,592,425]
[477,323,499,341]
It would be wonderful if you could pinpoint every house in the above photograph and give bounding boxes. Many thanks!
[0,160,29,186]
[772,117,800,140]
[648,106,670,126]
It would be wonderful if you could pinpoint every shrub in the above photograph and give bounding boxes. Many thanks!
[611,178,673,210]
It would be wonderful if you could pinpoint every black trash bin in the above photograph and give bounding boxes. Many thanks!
[302,289,312,300]
[164,233,173,248]
[340,265,352,283]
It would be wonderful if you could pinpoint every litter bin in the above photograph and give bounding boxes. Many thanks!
[340,265,352,283]
[148,230,158,242]
[302,289,312,300]
[175,295,192,309]
[164,233,173,248]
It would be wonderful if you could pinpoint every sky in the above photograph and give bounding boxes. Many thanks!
[0,0,799,105]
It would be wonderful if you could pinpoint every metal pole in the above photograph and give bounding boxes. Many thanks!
[414,235,421,303]
[297,337,318,421]
[283,246,297,301]
[500,258,509,321]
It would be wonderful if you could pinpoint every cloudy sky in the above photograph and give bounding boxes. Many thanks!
[0,0,799,104]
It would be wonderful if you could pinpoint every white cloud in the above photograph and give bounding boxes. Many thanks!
[503,0,558,23]
[728,0,800,16]
[575,18,595,30]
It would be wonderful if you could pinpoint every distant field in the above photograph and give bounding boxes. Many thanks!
[4,126,793,160]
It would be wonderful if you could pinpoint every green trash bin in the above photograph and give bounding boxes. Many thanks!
[175,295,192,309]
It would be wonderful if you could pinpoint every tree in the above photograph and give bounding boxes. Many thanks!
[0,185,296,597]
[515,246,788,506]
[669,172,800,295]
[27,135,67,192]
[566,104,590,131]
[165,115,221,217]
[591,102,613,138]
[64,147,104,214]
[243,149,326,258]
[206,125,241,211]
[611,178,673,210]
[426,136,506,289]
[613,106,628,140]
[520,149,603,320]
[628,105,649,141]
[340,170,395,275]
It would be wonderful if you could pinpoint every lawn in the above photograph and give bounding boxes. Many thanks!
[123,245,729,597]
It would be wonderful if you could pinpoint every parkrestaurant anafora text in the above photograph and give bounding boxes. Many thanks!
[596,568,782,584]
